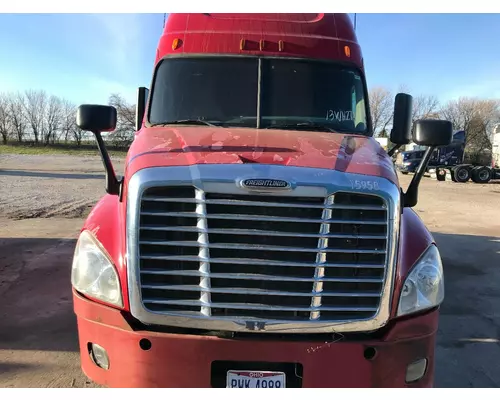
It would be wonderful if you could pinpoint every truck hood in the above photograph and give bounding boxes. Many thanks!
[126,126,398,184]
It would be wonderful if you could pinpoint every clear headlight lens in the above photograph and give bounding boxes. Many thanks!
[71,230,123,307]
[397,244,444,317]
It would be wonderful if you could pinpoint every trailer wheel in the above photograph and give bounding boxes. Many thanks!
[436,168,446,181]
[453,166,470,183]
[471,166,492,183]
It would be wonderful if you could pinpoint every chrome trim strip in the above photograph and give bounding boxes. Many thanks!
[138,241,386,254]
[140,270,384,283]
[139,211,387,225]
[139,256,385,268]
[126,164,400,333]
[139,226,388,240]
[309,195,333,320]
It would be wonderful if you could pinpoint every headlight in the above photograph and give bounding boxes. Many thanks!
[397,244,444,317]
[71,230,123,307]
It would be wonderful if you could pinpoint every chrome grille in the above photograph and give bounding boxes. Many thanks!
[138,185,389,323]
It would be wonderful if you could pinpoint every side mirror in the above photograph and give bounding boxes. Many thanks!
[403,118,454,208]
[413,119,453,147]
[135,87,149,131]
[390,93,413,145]
[76,104,117,133]
[76,104,120,197]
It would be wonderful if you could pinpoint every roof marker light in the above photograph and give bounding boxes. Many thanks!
[240,39,246,50]
[259,39,265,51]
[278,40,284,52]
[172,38,181,50]
[344,45,351,58]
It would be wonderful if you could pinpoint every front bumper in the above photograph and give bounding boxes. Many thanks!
[74,290,438,388]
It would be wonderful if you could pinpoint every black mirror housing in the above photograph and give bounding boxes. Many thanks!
[403,118,454,208]
[75,104,120,197]
[390,93,413,145]
[135,87,149,131]
[76,104,117,133]
[413,119,453,147]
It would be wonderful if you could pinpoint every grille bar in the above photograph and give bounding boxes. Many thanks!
[195,188,211,317]
[140,270,384,283]
[142,196,386,211]
[140,226,387,240]
[310,195,333,319]
[139,255,385,268]
[142,299,378,313]
[141,284,381,297]
[140,211,387,225]
[139,241,386,254]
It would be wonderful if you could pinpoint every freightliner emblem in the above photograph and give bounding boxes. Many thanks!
[241,178,291,190]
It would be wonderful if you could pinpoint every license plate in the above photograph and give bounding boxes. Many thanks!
[226,370,286,388]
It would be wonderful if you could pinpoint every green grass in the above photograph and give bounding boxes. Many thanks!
[0,144,128,158]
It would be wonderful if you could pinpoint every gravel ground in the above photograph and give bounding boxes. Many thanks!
[0,153,499,388]
[0,154,125,219]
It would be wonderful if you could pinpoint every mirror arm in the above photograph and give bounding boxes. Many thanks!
[93,130,121,197]
[387,143,402,157]
[403,145,437,208]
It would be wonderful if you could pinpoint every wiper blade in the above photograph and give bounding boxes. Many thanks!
[265,122,339,133]
[151,119,217,127]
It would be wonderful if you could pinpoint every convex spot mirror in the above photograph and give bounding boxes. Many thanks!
[413,119,453,147]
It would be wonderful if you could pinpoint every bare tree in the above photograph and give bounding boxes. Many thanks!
[395,84,440,122]
[72,125,84,146]
[0,93,12,144]
[412,94,440,122]
[60,99,76,143]
[7,92,28,143]
[440,97,500,163]
[44,95,63,144]
[369,86,393,136]
[24,89,47,143]
[108,93,136,147]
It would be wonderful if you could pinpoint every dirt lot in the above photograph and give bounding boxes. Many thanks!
[0,154,499,388]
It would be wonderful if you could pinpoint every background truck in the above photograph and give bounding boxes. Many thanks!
[395,149,426,174]
[429,129,500,183]
[71,13,452,388]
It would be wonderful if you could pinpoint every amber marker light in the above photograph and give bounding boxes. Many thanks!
[172,38,182,50]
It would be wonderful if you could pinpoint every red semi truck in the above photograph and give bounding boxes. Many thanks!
[72,13,452,388]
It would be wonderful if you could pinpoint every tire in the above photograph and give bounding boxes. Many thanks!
[436,168,446,181]
[471,166,492,183]
[453,165,471,183]
[401,171,409,175]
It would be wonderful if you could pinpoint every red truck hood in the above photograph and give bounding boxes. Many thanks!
[126,126,398,184]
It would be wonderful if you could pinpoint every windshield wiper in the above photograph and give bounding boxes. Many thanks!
[151,119,217,127]
[264,122,342,133]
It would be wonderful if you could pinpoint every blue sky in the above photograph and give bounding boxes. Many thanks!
[0,13,498,106]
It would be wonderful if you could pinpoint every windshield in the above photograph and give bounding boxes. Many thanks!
[148,57,369,134]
